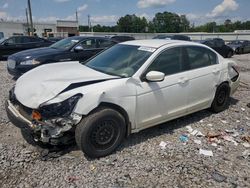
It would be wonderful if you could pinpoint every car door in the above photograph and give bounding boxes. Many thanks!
[183,46,222,112]
[1,37,23,57]
[136,47,189,129]
[214,40,226,57]
[73,39,99,62]
[244,41,250,53]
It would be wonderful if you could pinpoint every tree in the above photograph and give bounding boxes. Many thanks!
[117,14,148,33]
[151,12,189,33]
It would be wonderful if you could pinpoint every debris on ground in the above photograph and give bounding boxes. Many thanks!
[211,171,227,182]
[199,149,213,157]
[242,143,250,148]
[193,139,202,145]
[242,136,250,143]
[242,150,250,159]
[179,134,189,143]
[159,141,167,150]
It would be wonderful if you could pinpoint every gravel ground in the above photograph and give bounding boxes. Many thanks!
[0,55,250,188]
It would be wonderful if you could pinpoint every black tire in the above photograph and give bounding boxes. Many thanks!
[235,48,240,54]
[240,48,244,54]
[75,108,126,158]
[210,83,230,113]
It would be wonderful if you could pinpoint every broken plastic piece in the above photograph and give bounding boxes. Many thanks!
[211,143,218,147]
[186,125,193,133]
[222,135,238,146]
[242,150,250,158]
[159,141,167,150]
[211,171,227,182]
[242,142,250,148]
[199,149,213,157]
[179,134,189,143]
[194,139,201,145]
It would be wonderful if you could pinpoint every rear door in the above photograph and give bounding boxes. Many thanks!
[183,46,222,111]
[136,47,189,129]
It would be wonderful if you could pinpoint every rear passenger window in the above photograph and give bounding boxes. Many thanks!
[146,47,182,76]
[98,39,114,48]
[80,39,96,49]
[186,46,217,69]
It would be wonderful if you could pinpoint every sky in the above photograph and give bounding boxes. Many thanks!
[0,0,249,26]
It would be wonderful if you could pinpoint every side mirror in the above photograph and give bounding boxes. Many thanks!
[74,46,84,52]
[146,71,165,82]
[4,42,10,46]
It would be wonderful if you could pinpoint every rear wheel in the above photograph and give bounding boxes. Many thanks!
[75,108,126,158]
[210,83,230,113]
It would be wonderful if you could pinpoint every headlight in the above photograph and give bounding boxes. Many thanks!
[39,94,82,118]
[20,59,40,65]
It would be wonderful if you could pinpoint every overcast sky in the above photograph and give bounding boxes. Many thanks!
[0,0,249,25]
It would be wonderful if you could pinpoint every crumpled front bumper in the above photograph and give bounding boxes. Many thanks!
[5,100,35,132]
[6,100,78,145]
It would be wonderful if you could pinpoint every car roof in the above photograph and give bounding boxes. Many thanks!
[67,36,106,40]
[121,39,199,48]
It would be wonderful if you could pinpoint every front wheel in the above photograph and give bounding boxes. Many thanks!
[210,83,230,113]
[75,108,126,158]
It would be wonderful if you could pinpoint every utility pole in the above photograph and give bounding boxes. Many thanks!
[76,10,79,35]
[25,8,29,35]
[27,0,34,36]
[88,15,91,32]
[76,10,78,23]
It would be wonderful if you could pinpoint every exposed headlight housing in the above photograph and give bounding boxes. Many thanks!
[20,59,41,65]
[38,94,82,119]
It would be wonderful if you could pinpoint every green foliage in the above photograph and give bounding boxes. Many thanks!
[78,12,250,33]
[117,14,148,33]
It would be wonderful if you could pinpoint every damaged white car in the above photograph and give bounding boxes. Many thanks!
[6,40,240,158]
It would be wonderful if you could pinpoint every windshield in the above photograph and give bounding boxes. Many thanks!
[85,44,154,77]
[0,38,5,44]
[50,38,79,50]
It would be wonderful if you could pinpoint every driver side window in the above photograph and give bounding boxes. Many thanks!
[146,47,182,76]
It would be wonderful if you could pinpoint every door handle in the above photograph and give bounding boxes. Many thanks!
[178,77,189,84]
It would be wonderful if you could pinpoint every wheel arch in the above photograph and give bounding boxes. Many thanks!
[88,102,131,137]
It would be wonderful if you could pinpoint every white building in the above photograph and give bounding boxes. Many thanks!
[0,20,78,38]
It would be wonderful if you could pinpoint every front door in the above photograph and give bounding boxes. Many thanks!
[136,47,189,129]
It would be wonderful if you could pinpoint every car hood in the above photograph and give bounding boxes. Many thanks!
[11,47,63,60]
[14,61,118,108]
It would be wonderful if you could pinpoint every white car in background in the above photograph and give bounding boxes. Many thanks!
[6,40,240,158]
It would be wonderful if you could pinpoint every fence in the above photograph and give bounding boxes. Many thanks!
[79,32,250,42]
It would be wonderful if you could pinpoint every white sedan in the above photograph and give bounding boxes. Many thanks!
[6,40,240,158]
